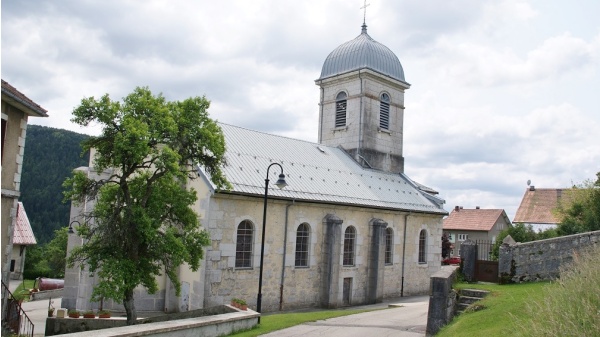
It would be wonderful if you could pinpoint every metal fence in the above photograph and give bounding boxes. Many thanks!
[1,281,34,337]
[475,240,494,261]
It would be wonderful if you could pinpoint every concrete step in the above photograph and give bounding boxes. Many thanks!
[460,289,489,299]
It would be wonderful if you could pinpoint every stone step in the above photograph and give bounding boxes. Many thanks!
[458,296,483,305]
[457,303,470,311]
[460,289,490,298]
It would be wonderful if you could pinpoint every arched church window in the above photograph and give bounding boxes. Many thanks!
[335,91,347,127]
[295,223,310,267]
[385,227,393,265]
[235,220,254,268]
[379,93,390,129]
[343,226,356,266]
[418,229,427,264]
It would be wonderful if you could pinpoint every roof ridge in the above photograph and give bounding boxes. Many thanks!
[218,122,325,147]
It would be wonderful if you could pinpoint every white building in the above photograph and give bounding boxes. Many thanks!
[64,23,447,313]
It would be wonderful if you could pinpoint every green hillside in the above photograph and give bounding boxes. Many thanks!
[20,125,90,243]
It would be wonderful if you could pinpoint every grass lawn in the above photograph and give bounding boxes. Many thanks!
[227,308,381,337]
[11,279,36,301]
[436,282,549,337]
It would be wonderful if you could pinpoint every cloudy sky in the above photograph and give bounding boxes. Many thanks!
[2,0,599,220]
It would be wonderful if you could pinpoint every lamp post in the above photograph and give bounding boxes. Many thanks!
[257,163,287,323]
[68,220,80,234]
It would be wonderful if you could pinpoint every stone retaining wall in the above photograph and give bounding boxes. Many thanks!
[31,288,63,301]
[499,230,600,284]
[425,265,459,336]
[46,305,258,337]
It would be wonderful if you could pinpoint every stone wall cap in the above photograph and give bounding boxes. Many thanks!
[431,265,459,279]
[502,235,517,245]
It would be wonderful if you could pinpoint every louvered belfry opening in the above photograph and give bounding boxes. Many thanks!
[379,93,390,129]
[335,91,347,128]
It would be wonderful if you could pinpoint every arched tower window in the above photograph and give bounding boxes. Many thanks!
[418,229,427,264]
[335,91,347,127]
[385,227,393,265]
[379,93,390,129]
[295,223,310,267]
[343,226,356,266]
[235,220,254,268]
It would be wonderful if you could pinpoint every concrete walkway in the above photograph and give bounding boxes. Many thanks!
[261,296,429,337]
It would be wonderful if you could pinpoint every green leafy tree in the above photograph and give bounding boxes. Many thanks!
[45,227,69,277]
[63,87,230,325]
[23,228,69,279]
[555,172,600,235]
[490,223,554,260]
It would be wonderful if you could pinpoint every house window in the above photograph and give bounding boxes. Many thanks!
[379,93,390,129]
[235,220,254,268]
[335,91,347,127]
[458,234,469,241]
[343,226,356,266]
[385,227,393,265]
[418,230,427,264]
[295,223,310,267]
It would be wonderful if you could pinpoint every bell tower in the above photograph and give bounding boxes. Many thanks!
[315,24,410,174]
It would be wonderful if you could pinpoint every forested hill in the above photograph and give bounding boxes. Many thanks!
[20,125,90,244]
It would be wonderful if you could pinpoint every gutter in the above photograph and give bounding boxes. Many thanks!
[358,70,364,164]
[279,200,295,310]
[401,212,411,297]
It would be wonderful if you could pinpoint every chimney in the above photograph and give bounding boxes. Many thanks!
[454,206,460,211]
[529,185,535,191]
[476,206,480,209]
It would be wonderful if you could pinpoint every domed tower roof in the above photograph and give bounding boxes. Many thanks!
[318,24,406,83]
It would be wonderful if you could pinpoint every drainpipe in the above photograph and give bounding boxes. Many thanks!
[318,86,324,144]
[401,212,411,297]
[279,200,295,310]
[358,70,364,164]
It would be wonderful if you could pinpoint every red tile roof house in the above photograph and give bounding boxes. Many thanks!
[513,186,571,232]
[2,79,48,285]
[442,206,511,259]
[10,202,37,280]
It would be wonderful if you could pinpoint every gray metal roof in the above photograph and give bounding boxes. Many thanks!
[318,25,406,83]
[206,123,446,215]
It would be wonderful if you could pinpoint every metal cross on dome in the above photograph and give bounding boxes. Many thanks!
[360,0,370,25]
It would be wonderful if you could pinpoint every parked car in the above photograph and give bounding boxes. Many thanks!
[442,256,461,265]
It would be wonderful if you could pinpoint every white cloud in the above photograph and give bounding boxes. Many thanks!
[2,0,599,221]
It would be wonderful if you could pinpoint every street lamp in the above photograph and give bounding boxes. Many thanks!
[68,220,80,234]
[257,163,287,322]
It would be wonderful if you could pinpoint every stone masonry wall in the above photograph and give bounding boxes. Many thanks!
[499,230,600,284]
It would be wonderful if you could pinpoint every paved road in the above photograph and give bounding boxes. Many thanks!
[261,296,429,337]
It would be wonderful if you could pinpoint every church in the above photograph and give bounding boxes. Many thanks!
[64,22,447,313]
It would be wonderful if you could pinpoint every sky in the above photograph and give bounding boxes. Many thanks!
[2,0,599,220]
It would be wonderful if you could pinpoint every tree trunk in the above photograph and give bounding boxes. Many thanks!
[123,288,137,325]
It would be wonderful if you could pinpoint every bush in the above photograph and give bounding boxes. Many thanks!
[517,245,600,336]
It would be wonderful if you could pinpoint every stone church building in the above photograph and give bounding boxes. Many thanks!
[64,23,447,313]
